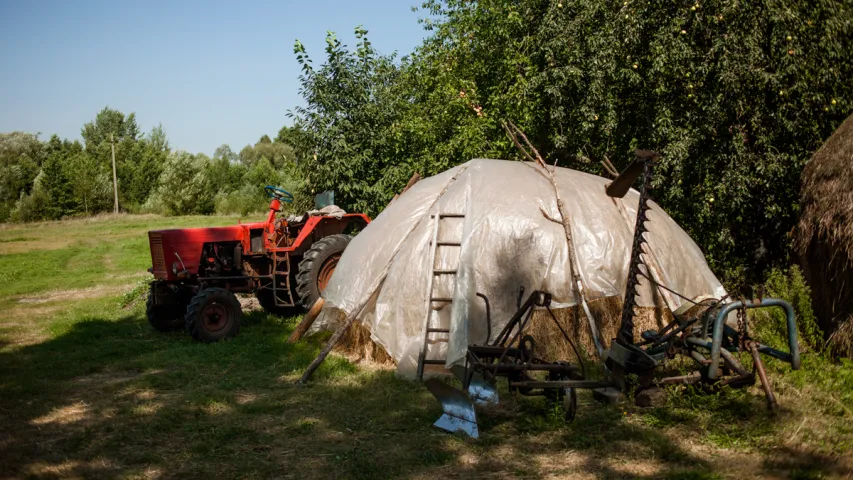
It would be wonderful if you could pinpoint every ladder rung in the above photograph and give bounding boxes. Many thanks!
[430,297,452,303]
[439,213,465,218]
[427,328,450,333]
[422,359,446,365]
[433,269,457,275]
[436,242,462,246]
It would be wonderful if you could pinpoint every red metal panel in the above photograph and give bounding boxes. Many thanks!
[149,225,254,280]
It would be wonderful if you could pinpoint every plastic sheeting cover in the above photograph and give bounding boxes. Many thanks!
[312,159,727,378]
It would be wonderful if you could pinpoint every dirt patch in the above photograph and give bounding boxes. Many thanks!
[16,284,130,305]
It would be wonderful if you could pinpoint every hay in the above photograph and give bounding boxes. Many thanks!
[332,320,395,366]
[829,318,853,359]
[330,295,675,368]
[794,112,853,350]
[526,296,674,363]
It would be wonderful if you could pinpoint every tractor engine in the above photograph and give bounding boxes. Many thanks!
[198,242,243,278]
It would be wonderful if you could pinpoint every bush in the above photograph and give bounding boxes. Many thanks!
[9,172,50,223]
[153,151,215,216]
[214,185,266,216]
[752,266,823,353]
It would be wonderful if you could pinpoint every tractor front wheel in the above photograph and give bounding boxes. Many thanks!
[295,234,351,309]
[146,283,187,332]
[185,288,242,342]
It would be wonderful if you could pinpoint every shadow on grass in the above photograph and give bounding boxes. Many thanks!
[0,310,847,479]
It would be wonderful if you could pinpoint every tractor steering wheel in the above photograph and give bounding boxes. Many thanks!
[264,186,294,203]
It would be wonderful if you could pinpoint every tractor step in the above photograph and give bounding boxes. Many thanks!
[421,359,447,365]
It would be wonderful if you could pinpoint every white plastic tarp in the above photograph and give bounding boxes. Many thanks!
[312,159,727,378]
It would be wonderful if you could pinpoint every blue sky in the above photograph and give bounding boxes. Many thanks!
[0,0,432,155]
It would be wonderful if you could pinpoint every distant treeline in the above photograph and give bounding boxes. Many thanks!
[0,109,305,222]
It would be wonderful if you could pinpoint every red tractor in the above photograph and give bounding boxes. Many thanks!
[145,186,370,342]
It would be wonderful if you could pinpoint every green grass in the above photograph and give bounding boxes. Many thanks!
[0,214,851,479]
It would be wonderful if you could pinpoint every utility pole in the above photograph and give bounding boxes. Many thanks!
[110,133,119,214]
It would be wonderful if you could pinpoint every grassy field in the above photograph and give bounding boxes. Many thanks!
[0,215,852,479]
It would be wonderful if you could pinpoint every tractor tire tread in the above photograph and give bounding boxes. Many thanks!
[295,234,351,309]
[185,287,242,343]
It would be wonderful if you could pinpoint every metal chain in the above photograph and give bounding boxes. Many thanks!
[736,298,748,350]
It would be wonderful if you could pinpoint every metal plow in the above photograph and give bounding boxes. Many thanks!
[424,378,480,438]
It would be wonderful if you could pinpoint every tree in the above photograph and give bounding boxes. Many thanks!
[153,151,215,216]
[38,153,77,219]
[81,107,140,148]
[410,0,853,285]
[148,123,169,152]
[289,27,413,214]
[290,2,853,286]
[0,132,44,221]
[213,144,239,163]
[66,153,110,215]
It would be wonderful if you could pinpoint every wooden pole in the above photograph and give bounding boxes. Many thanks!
[299,166,468,384]
[110,133,119,214]
[389,172,422,205]
[288,297,325,343]
[503,121,604,356]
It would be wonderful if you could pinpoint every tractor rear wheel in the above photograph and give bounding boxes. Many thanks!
[295,234,351,309]
[146,283,186,332]
[185,288,242,342]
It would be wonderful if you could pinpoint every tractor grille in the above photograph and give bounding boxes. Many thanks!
[149,234,166,272]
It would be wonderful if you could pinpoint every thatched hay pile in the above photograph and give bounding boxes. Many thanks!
[794,112,853,356]
[333,320,395,365]
[334,295,674,367]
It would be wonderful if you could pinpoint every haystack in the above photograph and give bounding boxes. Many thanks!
[794,112,853,356]
[314,159,729,378]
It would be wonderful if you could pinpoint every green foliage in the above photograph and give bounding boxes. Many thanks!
[38,153,77,219]
[81,106,140,147]
[0,132,44,222]
[9,171,50,222]
[752,266,823,352]
[288,27,417,215]
[290,2,853,286]
[66,152,112,215]
[214,185,264,216]
[149,151,215,216]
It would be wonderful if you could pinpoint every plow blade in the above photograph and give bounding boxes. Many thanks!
[424,378,479,438]
[450,365,499,406]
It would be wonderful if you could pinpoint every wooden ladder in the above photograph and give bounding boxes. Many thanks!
[417,212,465,381]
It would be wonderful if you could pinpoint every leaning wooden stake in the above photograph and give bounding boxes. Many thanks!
[288,297,325,343]
[299,166,469,384]
[502,121,604,357]
[390,172,423,205]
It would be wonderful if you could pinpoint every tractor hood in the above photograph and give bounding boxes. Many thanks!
[148,223,266,280]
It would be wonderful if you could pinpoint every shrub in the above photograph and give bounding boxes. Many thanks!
[214,185,266,216]
[752,266,823,353]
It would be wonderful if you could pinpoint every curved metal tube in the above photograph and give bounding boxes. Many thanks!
[708,299,800,380]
